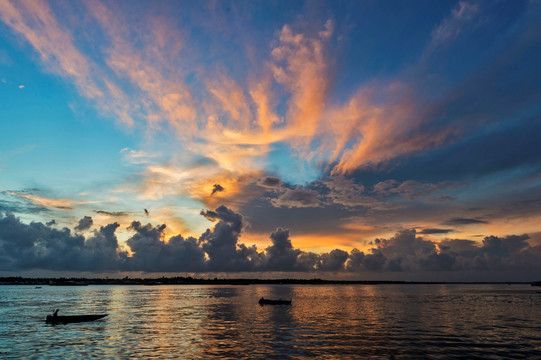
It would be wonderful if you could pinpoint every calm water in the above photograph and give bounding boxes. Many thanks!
[1,284,540,359]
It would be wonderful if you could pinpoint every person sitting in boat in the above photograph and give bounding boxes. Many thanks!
[52,309,59,317]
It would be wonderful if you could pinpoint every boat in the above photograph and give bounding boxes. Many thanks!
[258,297,291,305]
[46,310,108,324]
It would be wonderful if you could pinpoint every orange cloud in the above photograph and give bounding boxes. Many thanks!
[86,1,196,133]
[125,160,263,209]
[206,75,252,129]
[249,77,281,133]
[8,192,96,210]
[270,24,330,151]
[2,2,467,193]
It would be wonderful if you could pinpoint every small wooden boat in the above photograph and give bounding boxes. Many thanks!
[46,310,108,324]
[259,297,291,305]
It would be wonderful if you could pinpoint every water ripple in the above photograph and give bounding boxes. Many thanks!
[1,284,541,359]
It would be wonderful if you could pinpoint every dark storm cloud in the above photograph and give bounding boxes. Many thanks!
[46,219,56,226]
[346,249,388,271]
[317,249,349,272]
[74,216,93,231]
[0,213,124,271]
[199,205,259,271]
[454,234,541,271]
[264,228,303,271]
[263,228,347,272]
[1,207,541,275]
[345,230,541,273]
[126,221,205,272]
[83,223,128,270]
[419,228,453,234]
[443,217,489,226]
[438,239,478,255]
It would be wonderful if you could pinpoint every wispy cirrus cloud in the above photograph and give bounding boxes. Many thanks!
[7,191,75,210]
[3,0,539,186]
[429,1,479,50]
[120,148,159,165]
[0,0,134,126]
[2,0,530,184]
[85,1,197,133]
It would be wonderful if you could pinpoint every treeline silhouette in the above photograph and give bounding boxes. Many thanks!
[0,276,535,286]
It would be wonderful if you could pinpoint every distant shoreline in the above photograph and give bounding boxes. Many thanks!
[0,277,537,286]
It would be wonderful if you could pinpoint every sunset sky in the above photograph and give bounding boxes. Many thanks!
[1,0,540,280]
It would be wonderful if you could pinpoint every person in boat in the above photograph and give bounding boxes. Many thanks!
[52,309,59,317]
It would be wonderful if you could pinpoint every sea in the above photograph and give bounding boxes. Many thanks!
[1,284,540,359]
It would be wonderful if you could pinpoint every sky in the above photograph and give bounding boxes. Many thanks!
[1,0,541,281]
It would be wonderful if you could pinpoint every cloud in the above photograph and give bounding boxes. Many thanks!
[206,75,252,128]
[373,180,459,200]
[0,191,49,214]
[323,176,387,209]
[199,205,259,271]
[1,211,540,276]
[347,230,541,273]
[443,217,489,226]
[270,23,330,149]
[120,148,158,165]
[419,228,453,235]
[318,19,334,40]
[211,184,225,196]
[257,176,282,188]
[85,1,196,130]
[7,191,74,210]
[95,210,128,217]
[264,228,302,271]
[438,239,478,254]
[317,248,348,272]
[5,190,102,215]
[271,187,321,208]
[74,216,93,232]
[0,0,134,125]
[429,1,479,50]
[346,230,454,271]
[126,221,205,272]
[84,223,127,270]
[0,213,124,271]
[2,0,539,198]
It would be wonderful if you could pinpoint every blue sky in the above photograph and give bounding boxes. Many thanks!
[1,0,540,279]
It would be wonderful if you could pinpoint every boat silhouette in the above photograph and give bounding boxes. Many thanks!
[258,297,291,305]
[46,310,108,324]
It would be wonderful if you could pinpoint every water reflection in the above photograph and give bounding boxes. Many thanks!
[1,284,541,359]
